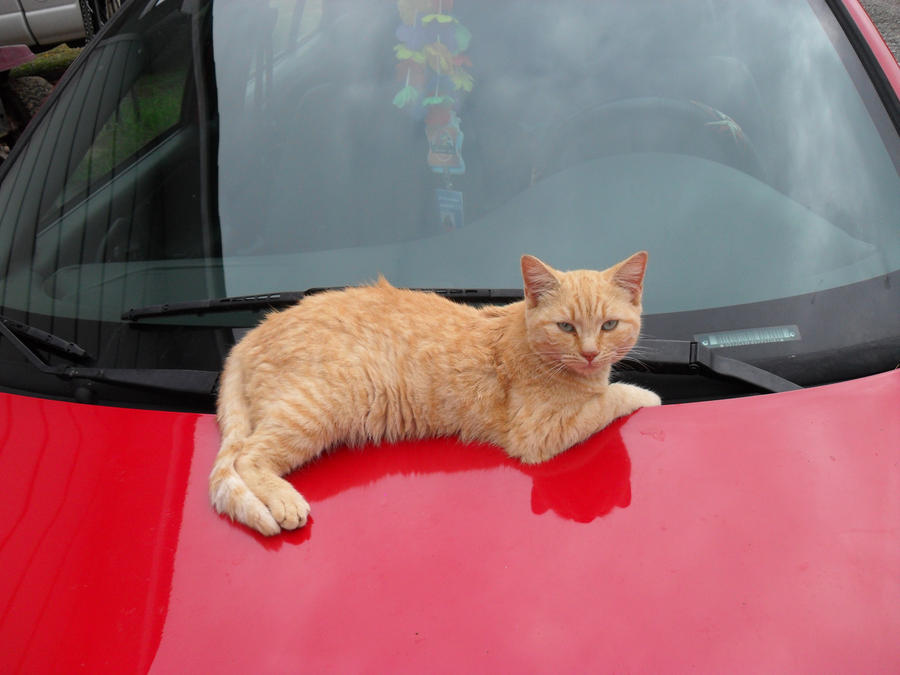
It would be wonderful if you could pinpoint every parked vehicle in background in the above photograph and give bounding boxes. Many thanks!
[0,0,121,160]
[0,0,898,671]
[0,0,121,48]
[0,44,52,162]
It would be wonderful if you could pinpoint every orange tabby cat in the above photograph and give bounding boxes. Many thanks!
[210,252,660,535]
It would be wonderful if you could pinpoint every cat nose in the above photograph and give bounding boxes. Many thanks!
[581,350,599,363]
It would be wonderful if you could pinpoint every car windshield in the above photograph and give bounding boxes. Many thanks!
[0,0,898,407]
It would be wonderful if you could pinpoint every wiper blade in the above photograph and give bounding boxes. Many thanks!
[122,291,309,320]
[122,288,524,320]
[422,287,523,302]
[631,338,801,394]
[0,316,217,395]
[0,314,91,361]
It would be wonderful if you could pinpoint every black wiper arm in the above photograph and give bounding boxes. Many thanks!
[59,366,219,395]
[632,338,801,394]
[122,288,524,320]
[0,317,217,395]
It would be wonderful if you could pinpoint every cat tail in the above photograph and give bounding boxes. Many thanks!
[208,351,280,535]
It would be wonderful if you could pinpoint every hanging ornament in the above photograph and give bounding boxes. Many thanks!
[425,106,465,174]
[392,1,473,117]
[392,0,473,179]
[393,67,421,108]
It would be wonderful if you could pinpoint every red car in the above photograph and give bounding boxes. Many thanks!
[1,0,899,671]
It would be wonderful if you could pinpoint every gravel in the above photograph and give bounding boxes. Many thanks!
[859,0,900,63]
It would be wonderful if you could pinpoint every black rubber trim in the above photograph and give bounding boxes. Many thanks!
[824,0,900,132]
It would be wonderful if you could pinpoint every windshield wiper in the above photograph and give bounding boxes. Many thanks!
[119,299,797,394]
[0,315,218,395]
[629,338,801,394]
[122,288,525,320]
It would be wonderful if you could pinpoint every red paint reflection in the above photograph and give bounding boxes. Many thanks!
[0,395,197,674]
[282,417,632,537]
[523,419,631,522]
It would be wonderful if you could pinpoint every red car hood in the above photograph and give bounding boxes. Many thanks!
[1,371,898,672]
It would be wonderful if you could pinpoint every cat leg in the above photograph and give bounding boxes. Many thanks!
[505,395,612,464]
[233,428,316,533]
[506,383,660,464]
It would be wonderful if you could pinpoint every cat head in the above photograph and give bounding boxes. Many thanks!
[520,252,647,378]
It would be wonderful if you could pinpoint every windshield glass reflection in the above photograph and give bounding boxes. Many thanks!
[214,0,900,313]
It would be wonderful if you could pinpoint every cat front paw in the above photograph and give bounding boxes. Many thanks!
[608,382,661,417]
[267,489,311,530]
[256,482,310,532]
[633,386,662,409]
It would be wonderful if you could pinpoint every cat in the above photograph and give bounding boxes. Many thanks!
[209,252,661,535]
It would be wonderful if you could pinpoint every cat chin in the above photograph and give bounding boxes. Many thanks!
[567,361,609,378]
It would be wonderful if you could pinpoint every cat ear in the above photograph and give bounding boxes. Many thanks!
[612,251,648,304]
[521,255,560,307]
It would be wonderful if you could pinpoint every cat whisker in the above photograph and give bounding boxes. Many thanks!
[616,356,651,372]
[515,352,568,381]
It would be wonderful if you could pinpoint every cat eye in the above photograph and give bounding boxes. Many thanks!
[557,322,576,333]
[601,319,619,331]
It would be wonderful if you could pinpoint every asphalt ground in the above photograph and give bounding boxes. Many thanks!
[860,0,900,63]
